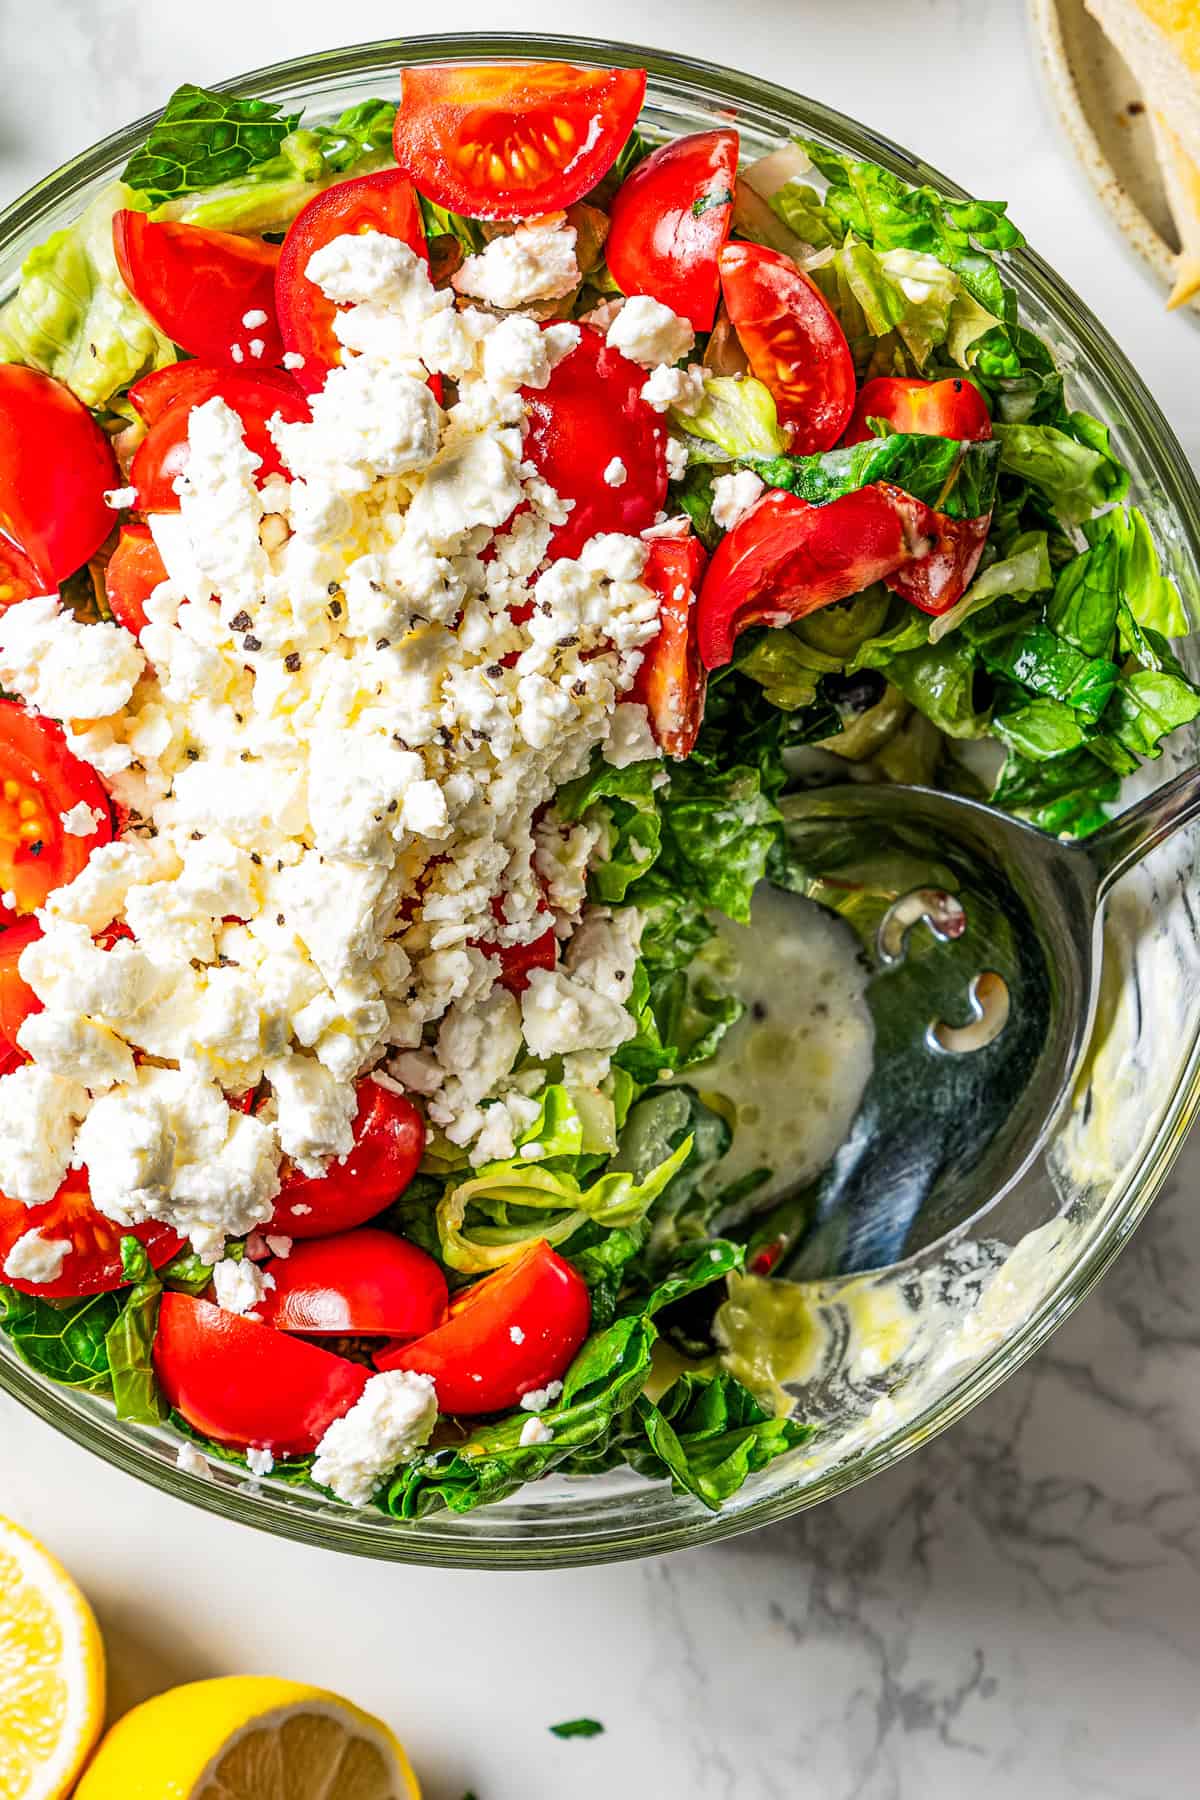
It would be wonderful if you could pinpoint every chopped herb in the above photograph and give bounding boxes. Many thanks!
[549,1718,605,1740]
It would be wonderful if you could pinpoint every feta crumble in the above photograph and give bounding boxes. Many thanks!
[452,216,580,309]
[211,1255,275,1317]
[2,1229,72,1285]
[519,1381,564,1414]
[519,1416,554,1447]
[312,1370,438,1506]
[606,296,695,369]
[711,469,767,531]
[60,802,105,837]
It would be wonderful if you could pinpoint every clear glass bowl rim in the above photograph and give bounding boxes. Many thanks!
[2,30,1199,1568]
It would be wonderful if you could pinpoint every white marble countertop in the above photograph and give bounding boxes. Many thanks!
[2,3,1199,1796]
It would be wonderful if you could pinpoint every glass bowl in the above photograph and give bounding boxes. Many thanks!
[2,33,1198,1568]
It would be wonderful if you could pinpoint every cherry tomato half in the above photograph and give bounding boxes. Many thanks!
[128,361,227,426]
[719,241,855,454]
[0,915,40,1076]
[0,1171,182,1298]
[0,700,114,916]
[131,368,310,512]
[521,325,666,560]
[377,1239,591,1415]
[393,61,646,220]
[267,1076,426,1239]
[487,924,558,994]
[632,533,708,759]
[104,523,167,636]
[0,538,45,613]
[258,1228,448,1339]
[697,483,932,669]
[276,169,430,394]
[112,210,283,367]
[0,365,118,589]
[887,509,992,615]
[843,375,992,447]
[606,129,739,332]
[154,1292,370,1454]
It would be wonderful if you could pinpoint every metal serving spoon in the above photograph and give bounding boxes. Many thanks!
[746,767,1200,1279]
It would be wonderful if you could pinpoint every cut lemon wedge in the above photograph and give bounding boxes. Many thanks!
[73,1675,420,1800]
[0,1515,105,1800]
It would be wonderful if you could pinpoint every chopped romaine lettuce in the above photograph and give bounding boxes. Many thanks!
[673,375,788,463]
[0,183,174,406]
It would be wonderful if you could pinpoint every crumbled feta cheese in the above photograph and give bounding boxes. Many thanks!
[212,1255,275,1316]
[606,296,695,369]
[312,1370,439,1506]
[248,338,266,360]
[603,702,659,769]
[2,1229,72,1285]
[245,1446,275,1477]
[59,802,105,837]
[103,485,138,510]
[0,596,145,721]
[665,435,689,482]
[603,457,628,488]
[509,1324,526,1345]
[519,1415,554,1447]
[176,1441,211,1479]
[242,308,269,329]
[519,1380,563,1414]
[0,1067,90,1203]
[642,363,707,415]
[453,217,580,309]
[264,1234,292,1260]
[282,351,306,371]
[711,469,767,532]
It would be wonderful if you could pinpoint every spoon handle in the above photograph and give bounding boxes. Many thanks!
[1083,762,1200,895]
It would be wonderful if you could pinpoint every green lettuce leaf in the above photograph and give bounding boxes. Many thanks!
[674,376,787,463]
[927,531,1052,643]
[767,178,842,248]
[0,183,175,407]
[978,620,1119,723]
[994,417,1128,525]
[656,757,782,922]
[436,1127,694,1274]
[1104,668,1200,759]
[797,138,1023,318]
[881,637,990,738]
[753,432,999,520]
[124,83,305,201]
[992,745,1120,836]
[555,756,663,903]
[104,1237,166,1424]
[626,1368,811,1509]
[0,1285,120,1391]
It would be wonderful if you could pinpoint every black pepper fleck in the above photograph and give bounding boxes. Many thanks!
[276,912,285,926]
[28,840,42,857]
[329,598,343,618]
[285,652,301,672]
[376,637,390,650]
[239,751,251,762]
[250,852,262,865]
[229,611,252,632]
[327,582,340,596]
[752,1000,768,1021]
[243,635,261,652]
[485,663,503,678]
[186,748,199,761]
[558,634,579,647]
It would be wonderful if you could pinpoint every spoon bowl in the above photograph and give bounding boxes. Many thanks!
[748,767,1200,1278]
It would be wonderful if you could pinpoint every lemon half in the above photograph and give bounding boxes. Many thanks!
[74,1675,420,1800]
[0,1515,105,1800]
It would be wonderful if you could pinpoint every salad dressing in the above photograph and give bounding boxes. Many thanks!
[695,883,875,1208]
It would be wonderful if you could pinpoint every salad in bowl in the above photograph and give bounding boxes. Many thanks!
[0,53,1195,1523]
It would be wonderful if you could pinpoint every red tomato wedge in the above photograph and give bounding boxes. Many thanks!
[104,523,166,636]
[277,169,430,394]
[258,1228,448,1339]
[521,325,666,559]
[719,242,855,454]
[697,484,933,669]
[0,538,45,613]
[843,378,993,612]
[488,924,558,994]
[0,365,118,588]
[112,211,283,367]
[377,1239,590,1415]
[606,129,739,332]
[128,361,228,426]
[632,533,708,759]
[393,61,646,220]
[0,700,114,916]
[844,375,992,446]
[887,510,991,615]
[0,915,40,1076]
[154,1292,369,1454]
[131,368,310,512]
[267,1076,426,1239]
[0,1172,182,1298]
